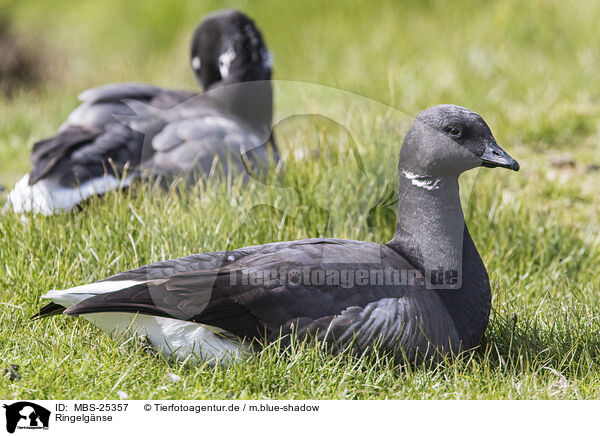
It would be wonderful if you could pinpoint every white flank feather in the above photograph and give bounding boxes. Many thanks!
[42,280,144,307]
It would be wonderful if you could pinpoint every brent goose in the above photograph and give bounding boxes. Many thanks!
[32,105,519,364]
[5,10,276,215]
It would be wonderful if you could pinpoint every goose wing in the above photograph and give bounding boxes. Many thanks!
[52,239,460,355]
[29,83,194,186]
[142,111,272,179]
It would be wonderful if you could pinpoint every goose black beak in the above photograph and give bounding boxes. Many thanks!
[480,140,520,171]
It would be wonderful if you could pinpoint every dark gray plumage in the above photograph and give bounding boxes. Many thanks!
[33,104,520,363]
[5,10,276,215]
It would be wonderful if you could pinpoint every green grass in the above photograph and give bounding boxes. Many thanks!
[2,0,600,399]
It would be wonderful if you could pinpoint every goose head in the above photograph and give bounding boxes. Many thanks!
[399,104,519,178]
[190,9,272,90]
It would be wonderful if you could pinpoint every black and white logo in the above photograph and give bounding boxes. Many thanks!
[2,402,50,434]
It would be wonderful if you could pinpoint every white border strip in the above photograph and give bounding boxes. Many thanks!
[0,400,595,436]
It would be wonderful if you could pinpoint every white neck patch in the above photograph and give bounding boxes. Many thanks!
[191,56,201,71]
[261,49,273,70]
[402,170,441,191]
[218,47,236,79]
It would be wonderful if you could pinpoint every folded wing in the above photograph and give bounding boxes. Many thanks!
[49,239,461,357]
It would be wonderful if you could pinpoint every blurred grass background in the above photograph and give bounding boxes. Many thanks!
[1,0,600,399]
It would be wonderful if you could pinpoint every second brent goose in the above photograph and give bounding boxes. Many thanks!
[32,105,520,364]
[5,10,277,215]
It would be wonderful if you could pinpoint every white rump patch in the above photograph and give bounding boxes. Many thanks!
[84,313,251,364]
[218,47,236,79]
[191,56,201,71]
[4,173,134,215]
[41,279,250,364]
[402,170,441,191]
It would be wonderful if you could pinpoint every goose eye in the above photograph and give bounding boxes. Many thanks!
[447,126,461,137]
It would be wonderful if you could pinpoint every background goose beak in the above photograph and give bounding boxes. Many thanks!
[480,140,520,171]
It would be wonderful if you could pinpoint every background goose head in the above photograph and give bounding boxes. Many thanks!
[399,104,520,178]
[190,9,272,90]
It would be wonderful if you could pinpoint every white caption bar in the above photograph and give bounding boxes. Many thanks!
[0,400,596,435]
